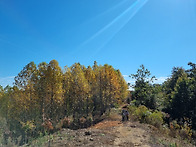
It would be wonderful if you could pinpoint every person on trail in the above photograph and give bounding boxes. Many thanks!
[122,108,129,121]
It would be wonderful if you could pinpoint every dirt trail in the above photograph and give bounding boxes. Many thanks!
[28,112,195,147]
[90,113,152,147]
[113,122,150,147]
[37,115,154,147]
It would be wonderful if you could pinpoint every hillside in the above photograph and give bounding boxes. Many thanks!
[25,110,194,147]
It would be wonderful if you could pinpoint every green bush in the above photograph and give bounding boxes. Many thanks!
[146,111,163,128]
[127,105,194,144]
[128,105,164,128]
[134,105,151,123]
[127,105,137,116]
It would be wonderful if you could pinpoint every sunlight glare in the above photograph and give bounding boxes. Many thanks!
[80,0,149,53]
[85,0,149,59]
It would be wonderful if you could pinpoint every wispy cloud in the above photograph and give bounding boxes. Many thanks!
[123,75,135,85]
[123,75,129,78]
[0,76,15,87]
[123,75,168,85]
[154,77,168,84]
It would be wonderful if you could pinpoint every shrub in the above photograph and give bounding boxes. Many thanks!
[42,119,54,133]
[169,119,193,140]
[127,105,137,115]
[79,117,87,128]
[146,111,163,128]
[179,120,192,140]
[61,118,71,128]
[180,127,192,140]
[169,120,180,138]
[127,105,194,143]
[128,105,164,128]
[21,120,36,134]
[134,105,151,123]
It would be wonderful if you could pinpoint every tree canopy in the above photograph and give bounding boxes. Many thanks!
[0,60,128,145]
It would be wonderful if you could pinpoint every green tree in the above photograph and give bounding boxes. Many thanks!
[163,63,196,129]
[163,67,186,113]
[170,73,191,120]
[130,65,156,108]
[187,62,196,129]
[151,84,166,111]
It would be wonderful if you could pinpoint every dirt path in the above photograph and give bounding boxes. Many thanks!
[36,115,154,147]
[90,113,152,147]
[113,122,150,147]
[28,112,195,147]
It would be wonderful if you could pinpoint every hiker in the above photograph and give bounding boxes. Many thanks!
[122,108,129,121]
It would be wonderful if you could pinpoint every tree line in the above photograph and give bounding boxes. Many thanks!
[130,62,196,131]
[0,60,128,145]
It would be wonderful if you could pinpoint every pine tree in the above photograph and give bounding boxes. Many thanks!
[170,73,191,120]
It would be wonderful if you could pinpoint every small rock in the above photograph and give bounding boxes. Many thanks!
[134,143,141,146]
[90,138,94,141]
[85,131,92,136]
[130,125,137,128]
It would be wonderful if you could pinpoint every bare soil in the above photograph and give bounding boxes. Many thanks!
[28,112,195,147]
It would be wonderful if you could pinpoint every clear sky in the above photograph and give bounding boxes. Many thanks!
[0,0,196,87]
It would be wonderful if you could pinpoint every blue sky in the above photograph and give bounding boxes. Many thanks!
[0,0,196,87]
